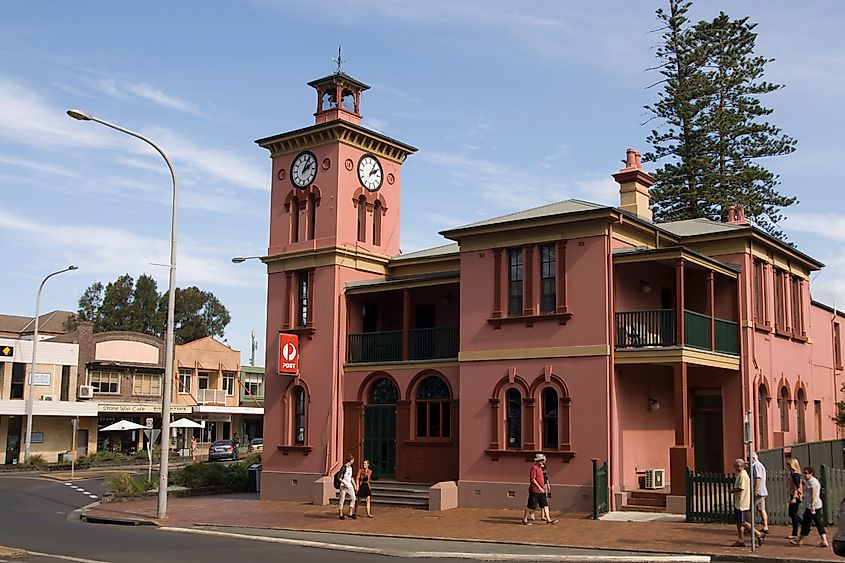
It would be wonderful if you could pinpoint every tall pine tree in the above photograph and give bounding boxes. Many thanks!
[645,2,797,238]
[695,12,797,237]
[643,0,714,222]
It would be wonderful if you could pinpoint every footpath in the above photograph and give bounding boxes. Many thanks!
[79,493,841,562]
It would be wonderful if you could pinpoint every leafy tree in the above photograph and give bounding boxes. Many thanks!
[644,0,714,222]
[159,286,231,344]
[694,12,797,237]
[99,274,135,332]
[130,274,161,334]
[644,1,797,238]
[63,282,104,332]
[65,275,230,344]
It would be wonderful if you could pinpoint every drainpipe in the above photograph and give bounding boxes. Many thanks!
[607,216,619,508]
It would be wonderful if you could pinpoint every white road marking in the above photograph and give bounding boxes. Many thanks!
[25,551,112,563]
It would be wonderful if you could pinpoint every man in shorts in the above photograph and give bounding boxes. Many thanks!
[750,453,769,535]
[731,458,764,547]
[522,453,557,525]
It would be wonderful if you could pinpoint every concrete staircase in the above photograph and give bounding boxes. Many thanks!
[621,490,668,513]
[333,480,432,509]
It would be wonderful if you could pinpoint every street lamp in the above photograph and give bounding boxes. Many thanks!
[67,108,177,519]
[24,265,78,463]
[231,256,262,264]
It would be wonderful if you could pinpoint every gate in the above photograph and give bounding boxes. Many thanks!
[592,458,608,519]
[686,469,734,523]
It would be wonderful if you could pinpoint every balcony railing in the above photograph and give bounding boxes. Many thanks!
[616,309,738,356]
[197,388,227,405]
[348,326,459,363]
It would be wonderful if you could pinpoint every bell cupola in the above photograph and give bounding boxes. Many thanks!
[307,48,369,125]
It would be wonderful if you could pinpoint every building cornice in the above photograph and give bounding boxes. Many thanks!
[255,119,417,164]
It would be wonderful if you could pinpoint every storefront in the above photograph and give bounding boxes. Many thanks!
[192,405,264,446]
[96,402,192,453]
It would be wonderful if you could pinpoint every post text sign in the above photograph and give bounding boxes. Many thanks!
[278,333,299,374]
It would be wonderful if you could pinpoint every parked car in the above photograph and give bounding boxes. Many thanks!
[835,497,845,556]
[248,438,264,453]
[208,439,239,462]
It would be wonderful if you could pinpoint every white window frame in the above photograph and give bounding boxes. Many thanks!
[223,371,236,396]
[178,368,193,394]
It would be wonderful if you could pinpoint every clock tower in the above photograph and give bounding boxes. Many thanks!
[255,68,416,501]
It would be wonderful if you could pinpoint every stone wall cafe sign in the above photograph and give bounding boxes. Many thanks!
[98,403,191,414]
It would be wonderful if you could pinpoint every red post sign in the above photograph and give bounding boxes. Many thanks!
[278,333,299,374]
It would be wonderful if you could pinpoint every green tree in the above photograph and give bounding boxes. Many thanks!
[159,286,231,344]
[99,274,136,332]
[643,0,715,222]
[63,282,104,332]
[65,275,230,343]
[130,274,161,334]
[645,2,797,237]
[695,12,797,237]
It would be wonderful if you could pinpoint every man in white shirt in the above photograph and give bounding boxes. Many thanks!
[338,453,357,520]
[750,453,769,534]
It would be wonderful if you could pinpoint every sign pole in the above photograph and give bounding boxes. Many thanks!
[71,417,78,480]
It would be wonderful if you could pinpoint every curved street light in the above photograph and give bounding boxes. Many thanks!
[231,256,262,264]
[67,109,177,519]
[24,265,78,463]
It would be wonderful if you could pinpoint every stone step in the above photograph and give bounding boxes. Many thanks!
[628,490,669,499]
[625,496,666,508]
[620,504,666,513]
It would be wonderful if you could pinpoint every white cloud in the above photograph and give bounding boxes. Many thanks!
[0,210,262,289]
[784,213,845,243]
[92,78,211,119]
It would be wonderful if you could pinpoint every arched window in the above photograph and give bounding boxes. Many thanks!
[796,388,806,443]
[307,192,317,240]
[369,377,398,404]
[372,200,382,246]
[357,196,367,242]
[779,386,790,432]
[321,89,336,110]
[291,197,301,243]
[757,385,768,448]
[506,388,522,449]
[416,375,450,438]
[293,385,306,445]
[541,387,559,450]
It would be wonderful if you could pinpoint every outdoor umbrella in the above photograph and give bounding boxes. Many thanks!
[100,420,146,432]
[170,418,203,429]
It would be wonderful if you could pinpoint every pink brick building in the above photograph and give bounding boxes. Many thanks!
[256,71,845,512]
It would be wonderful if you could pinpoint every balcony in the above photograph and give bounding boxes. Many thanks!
[348,326,459,363]
[197,389,227,405]
[239,389,264,408]
[616,309,738,356]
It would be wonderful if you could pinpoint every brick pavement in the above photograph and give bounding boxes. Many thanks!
[85,495,841,561]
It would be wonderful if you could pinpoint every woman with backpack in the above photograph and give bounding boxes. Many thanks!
[785,456,803,540]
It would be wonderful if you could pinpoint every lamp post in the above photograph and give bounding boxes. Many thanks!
[231,256,262,264]
[67,109,177,519]
[24,265,78,463]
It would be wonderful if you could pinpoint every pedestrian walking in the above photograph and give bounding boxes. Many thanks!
[353,459,374,518]
[786,456,803,539]
[338,454,358,520]
[750,453,769,535]
[521,453,557,525]
[790,466,829,547]
[190,436,197,461]
[542,464,556,524]
[731,458,764,547]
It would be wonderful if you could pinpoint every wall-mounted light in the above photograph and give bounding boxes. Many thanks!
[648,397,660,412]
[640,281,652,294]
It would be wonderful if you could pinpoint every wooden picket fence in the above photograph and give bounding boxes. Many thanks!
[685,469,734,523]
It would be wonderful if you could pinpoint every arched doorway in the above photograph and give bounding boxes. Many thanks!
[364,377,398,478]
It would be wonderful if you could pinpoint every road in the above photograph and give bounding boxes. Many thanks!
[0,473,709,562]
[0,474,453,563]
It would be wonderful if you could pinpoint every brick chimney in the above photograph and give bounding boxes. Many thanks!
[726,205,751,225]
[612,148,655,221]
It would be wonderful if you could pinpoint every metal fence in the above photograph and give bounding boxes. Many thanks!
[592,459,608,519]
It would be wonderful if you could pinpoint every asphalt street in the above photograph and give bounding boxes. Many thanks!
[0,474,457,563]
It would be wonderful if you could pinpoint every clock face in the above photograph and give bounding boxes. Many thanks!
[357,154,383,192]
[290,151,317,188]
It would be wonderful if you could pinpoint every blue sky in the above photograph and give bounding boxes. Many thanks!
[3,1,844,361]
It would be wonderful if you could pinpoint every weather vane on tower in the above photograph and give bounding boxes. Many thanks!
[332,45,346,73]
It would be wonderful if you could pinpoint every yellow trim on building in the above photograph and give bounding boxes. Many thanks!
[265,245,391,274]
[459,223,609,253]
[614,348,740,370]
[459,344,610,362]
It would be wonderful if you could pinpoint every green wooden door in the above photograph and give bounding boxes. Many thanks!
[364,377,399,479]
[364,405,396,478]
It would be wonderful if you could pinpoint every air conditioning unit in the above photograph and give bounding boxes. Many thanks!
[78,386,94,399]
[40,394,54,401]
[644,468,666,490]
